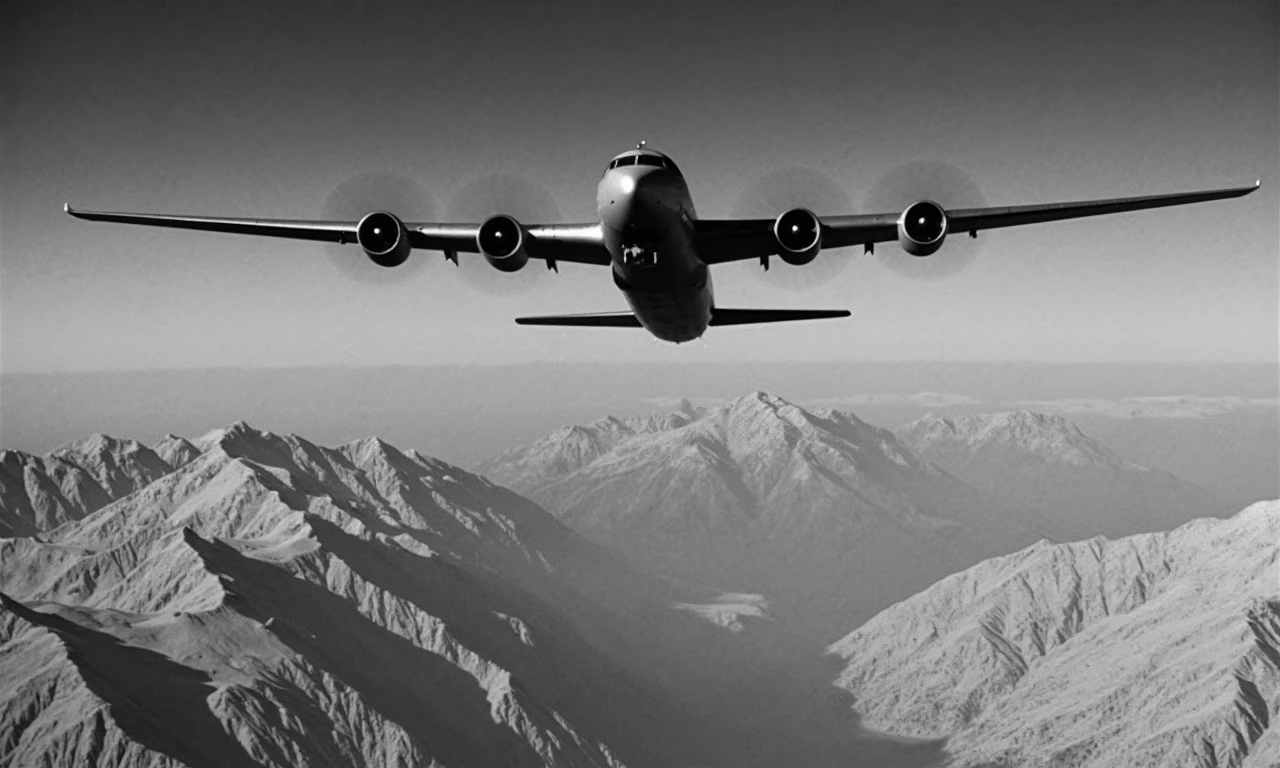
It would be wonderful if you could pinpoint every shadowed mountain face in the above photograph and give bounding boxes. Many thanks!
[894,411,1226,540]
[482,392,1047,643]
[0,423,947,768]
[0,435,175,537]
[3,404,1249,767]
[828,500,1280,768]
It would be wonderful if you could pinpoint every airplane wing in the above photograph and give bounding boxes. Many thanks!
[515,308,850,327]
[695,181,1261,264]
[63,205,613,266]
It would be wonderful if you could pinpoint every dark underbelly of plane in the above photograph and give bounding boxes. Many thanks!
[613,263,712,343]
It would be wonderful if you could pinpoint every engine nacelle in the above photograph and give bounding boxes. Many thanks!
[897,200,948,257]
[356,211,412,267]
[477,214,530,272]
[773,208,823,266]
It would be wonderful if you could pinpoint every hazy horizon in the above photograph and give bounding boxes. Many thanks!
[4,361,1275,510]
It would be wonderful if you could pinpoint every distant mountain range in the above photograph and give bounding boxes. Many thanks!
[829,499,1280,768]
[482,393,1225,643]
[895,410,1224,541]
[483,393,1046,643]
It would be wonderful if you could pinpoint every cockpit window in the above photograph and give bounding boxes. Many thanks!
[608,154,681,172]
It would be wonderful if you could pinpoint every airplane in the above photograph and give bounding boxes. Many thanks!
[65,144,1260,343]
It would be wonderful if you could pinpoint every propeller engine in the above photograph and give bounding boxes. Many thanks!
[731,167,853,289]
[323,172,434,284]
[897,200,947,257]
[448,174,558,293]
[773,208,823,265]
[864,160,986,281]
[476,214,529,272]
[355,211,412,267]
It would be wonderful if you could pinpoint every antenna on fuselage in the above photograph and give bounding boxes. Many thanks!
[637,140,646,150]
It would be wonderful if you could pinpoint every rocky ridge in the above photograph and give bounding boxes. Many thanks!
[895,410,1224,540]
[483,392,1046,642]
[0,434,175,537]
[0,423,730,767]
[828,500,1280,767]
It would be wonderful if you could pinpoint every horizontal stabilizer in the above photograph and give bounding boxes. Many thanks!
[514,308,850,328]
[709,308,850,326]
[515,311,642,327]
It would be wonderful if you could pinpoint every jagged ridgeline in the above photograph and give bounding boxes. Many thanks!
[1,421,957,768]
[0,423,819,768]
[481,393,1229,642]
[2,397,1273,768]
[894,411,1226,541]
[828,500,1280,767]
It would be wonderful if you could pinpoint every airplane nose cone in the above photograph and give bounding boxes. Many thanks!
[598,167,660,230]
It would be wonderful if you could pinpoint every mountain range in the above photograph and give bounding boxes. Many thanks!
[895,410,1224,541]
[828,499,1280,767]
[1,423,716,767]
[482,394,1224,643]
[0,396,1261,768]
[0,434,175,537]
[0,422,944,768]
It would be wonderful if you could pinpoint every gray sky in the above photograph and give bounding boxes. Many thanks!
[2,0,1276,371]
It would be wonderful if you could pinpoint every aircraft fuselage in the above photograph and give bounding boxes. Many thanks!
[596,151,711,342]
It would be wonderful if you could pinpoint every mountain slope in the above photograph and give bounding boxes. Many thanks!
[1,423,947,768]
[0,423,733,768]
[828,500,1280,768]
[895,410,1224,540]
[0,435,175,538]
[154,434,202,469]
[485,400,702,491]
[483,392,1045,642]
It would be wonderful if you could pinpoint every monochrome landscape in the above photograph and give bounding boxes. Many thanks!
[2,370,1276,767]
[4,1,1275,765]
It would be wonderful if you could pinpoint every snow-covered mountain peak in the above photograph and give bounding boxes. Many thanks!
[152,433,202,469]
[895,410,1221,541]
[898,410,1115,466]
[55,432,142,456]
[482,392,1041,640]
[194,420,267,450]
[0,432,181,538]
[673,397,699,417]
[726,390,812,420]
[341,435,404,464]
[722,391,815,450]
[48,434,173,482]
